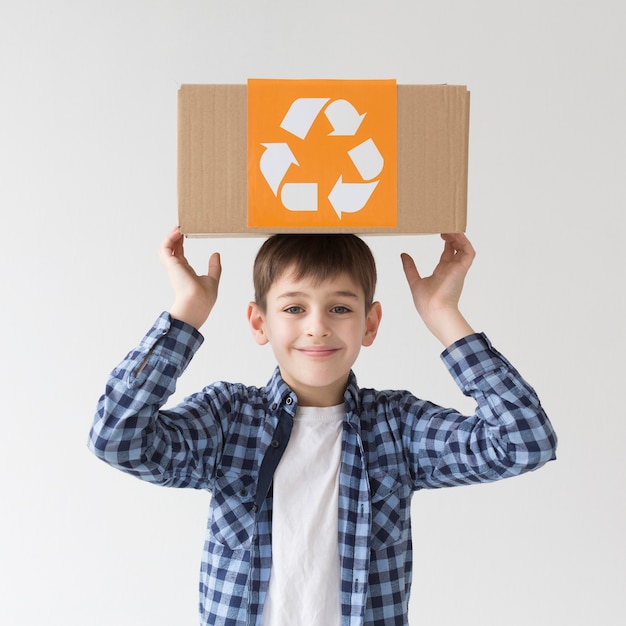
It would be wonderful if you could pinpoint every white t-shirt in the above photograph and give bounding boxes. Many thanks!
[260,403,345,626]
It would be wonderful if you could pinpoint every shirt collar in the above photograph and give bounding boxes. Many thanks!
[265,367,298,417]
[264,367,361,420]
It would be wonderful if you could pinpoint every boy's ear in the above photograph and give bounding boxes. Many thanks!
[247,302,270,346]
[362,301,382,347]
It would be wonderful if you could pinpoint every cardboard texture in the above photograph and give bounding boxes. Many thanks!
[178,82,469,236]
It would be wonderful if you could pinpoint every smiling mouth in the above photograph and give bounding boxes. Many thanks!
[297,347,340,357]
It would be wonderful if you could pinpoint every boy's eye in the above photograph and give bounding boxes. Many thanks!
[284,306,304,314]
[331,306,351,314]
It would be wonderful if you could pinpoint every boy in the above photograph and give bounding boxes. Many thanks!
[89,228,557,626]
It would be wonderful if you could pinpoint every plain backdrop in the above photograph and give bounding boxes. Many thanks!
[1,1,624,624]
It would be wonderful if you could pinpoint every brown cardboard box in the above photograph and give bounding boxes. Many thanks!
[178,83,469,236]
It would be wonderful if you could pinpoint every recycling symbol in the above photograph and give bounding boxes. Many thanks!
[258,98,385,218]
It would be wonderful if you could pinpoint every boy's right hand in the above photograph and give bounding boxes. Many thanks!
[159,227,222,330]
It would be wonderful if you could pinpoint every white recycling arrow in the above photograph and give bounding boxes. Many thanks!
[281,182,318,212]
[328,177,379,218]
[259,143,299,195]
[260,97,384,217]
[348,138,384,181]
[280,98,330,140]
[325,99,366,136]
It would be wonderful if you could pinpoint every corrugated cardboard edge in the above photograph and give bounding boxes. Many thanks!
[178,84,469,236]
[397,85,469,234]
[178,85,247,235]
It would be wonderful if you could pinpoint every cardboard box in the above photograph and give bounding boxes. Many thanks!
[178,81,469,236]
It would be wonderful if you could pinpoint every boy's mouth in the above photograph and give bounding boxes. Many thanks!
[296,346,340,358]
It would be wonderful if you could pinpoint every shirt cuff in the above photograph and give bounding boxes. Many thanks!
[137,311,205,370]
[440,332,513,391]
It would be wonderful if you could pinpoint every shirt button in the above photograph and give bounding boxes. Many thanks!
[271,403,277,411]
[285,397,293,405]
[239,488,248,497]
[271,439,280,448]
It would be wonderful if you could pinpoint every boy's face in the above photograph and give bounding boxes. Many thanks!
[248,267,382,407]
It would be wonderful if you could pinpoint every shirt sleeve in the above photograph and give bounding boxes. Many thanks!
[403,333,557,489]
[87,312,222,490]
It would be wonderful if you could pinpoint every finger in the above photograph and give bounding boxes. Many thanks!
[401,252,421,288]
[439,237,457,263]
[441,233,475,263]
[208,252,222,283]
[160,226,183,258]
[441,232,472,252]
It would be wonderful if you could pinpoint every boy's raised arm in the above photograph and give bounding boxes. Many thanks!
[401,233,476,348]
[160,226,222,330]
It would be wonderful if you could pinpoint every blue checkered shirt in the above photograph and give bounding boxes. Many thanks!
[88,313,557,625]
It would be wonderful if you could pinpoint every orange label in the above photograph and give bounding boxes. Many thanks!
[247,79,397,228]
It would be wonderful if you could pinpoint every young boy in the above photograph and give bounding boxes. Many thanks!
[88,228,557,626]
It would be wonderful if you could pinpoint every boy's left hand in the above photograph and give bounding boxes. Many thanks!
[401,233,476,347]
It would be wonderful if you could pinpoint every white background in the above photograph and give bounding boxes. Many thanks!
[1,1,624,624]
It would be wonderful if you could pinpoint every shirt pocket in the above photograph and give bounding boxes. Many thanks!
[209,472,257,550]
[369,472,407,551]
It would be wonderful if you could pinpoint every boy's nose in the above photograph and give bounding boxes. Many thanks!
[306,312,331,337]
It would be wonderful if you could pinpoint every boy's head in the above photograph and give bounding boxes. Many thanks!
[249,233,381,406]
[253,234,377,312]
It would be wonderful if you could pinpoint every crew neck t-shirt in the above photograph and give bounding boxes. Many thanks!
[260,403,345,626]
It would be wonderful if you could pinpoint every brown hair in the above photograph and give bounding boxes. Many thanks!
[253,234,377,312]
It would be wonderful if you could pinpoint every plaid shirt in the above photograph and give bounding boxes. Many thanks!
[88,313,557,626]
